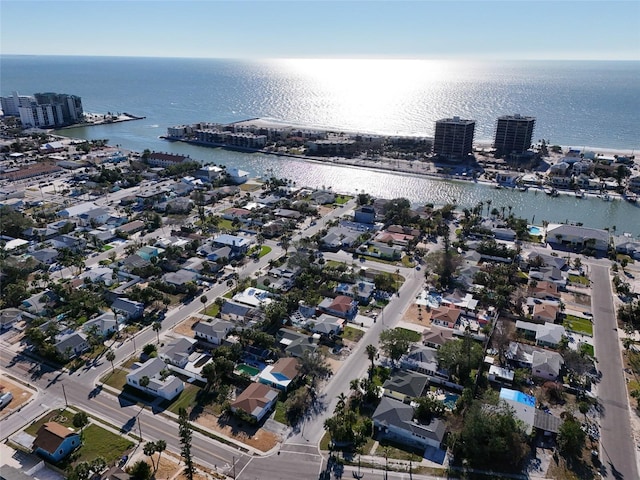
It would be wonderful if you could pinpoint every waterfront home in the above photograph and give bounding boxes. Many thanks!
[310,190,336,205]
[613,235,640,260]
[147,152,191,168]
[32,422,81,463]
[126,357,184,401]
[382,371,430,403]
[227,168,249,184]
[193,319,234,346]
[546,224,609,252]
[195,165,223,182]
[231,382,279,423]
[258,357,300,391]
[373,396,446,451]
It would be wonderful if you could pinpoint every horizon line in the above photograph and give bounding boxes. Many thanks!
[2,53,639,62]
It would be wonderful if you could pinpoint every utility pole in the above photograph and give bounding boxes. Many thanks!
[61,383,68,408]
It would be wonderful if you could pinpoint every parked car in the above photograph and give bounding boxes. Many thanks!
[0,392,13,410]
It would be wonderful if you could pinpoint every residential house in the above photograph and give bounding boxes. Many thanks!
[21,290,58,315]
[230,382,279,423]
[116,220,145,236]
[159,337,197,368]
[373,396,446,451]
[203,245,232,262]
[55,332,90,359]
[487,365,515,385]
[193,319,234,345]
[212,234,251,257]
[136,246,163,261]
[529,280,560,300]
[32,422,81,463]
[400,345,446,378]
[220,300,253,323]
[430,305,461,329]
[83,312,118,338]
[525,251,567,270]
[515,321,565,348]
[276,328,319,358]
[353,205,376,224]
[382,371,429,403]
[531,350,564,380]
[30,248,59,266]
[499,388,536,434]
[258,357,300,391]
[162,269,198,287]
[546,224,609,252]
[110,297,145,321]
[310,190,336,205]
[309,314,344,337]
[227,168,249,184]
[319,226,360,250]
[532,303,560,324]
[614,235,640,261]
[317,295,358,321]
[422,327,454,349]
[120,254,150,273]
[126,357,184,400]
[232,287,272,308]
[0,308,22,331]
[334,281,375,305]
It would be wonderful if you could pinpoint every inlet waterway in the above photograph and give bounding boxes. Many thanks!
[60,122,640,237]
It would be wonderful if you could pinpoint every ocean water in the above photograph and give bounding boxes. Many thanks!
[1,56,640,234]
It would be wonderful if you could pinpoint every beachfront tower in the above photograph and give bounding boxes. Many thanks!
[493,114,536,157]
[433,117,475,160]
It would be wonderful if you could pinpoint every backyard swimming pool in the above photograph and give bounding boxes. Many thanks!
[236,364,260,377]
[528,225,543,236]
[442,393,460,410]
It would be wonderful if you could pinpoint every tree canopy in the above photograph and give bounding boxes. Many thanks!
[379,328,419,363]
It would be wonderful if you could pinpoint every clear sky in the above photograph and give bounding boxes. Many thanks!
[1,0,639,60]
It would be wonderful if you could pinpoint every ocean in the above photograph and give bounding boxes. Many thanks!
[1,56,639,234]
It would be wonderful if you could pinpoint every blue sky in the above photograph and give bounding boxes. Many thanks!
[2,1,639,60]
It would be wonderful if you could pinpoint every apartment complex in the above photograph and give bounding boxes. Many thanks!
[1,91,83,128]
[493,114,536,156]
[433,117,475,159]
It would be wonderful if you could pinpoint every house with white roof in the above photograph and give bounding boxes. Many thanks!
[232,287,272,308]
[547,224,609,252]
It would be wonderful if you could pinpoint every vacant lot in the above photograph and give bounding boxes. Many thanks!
[0,375,33,414]
[563,315,593,336]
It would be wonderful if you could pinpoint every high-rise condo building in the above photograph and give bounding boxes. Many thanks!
[433,117,475,159]
[493,114,536,156]
[2,91,84,128]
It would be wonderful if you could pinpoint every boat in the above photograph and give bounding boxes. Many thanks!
[575,189,585,198]
[624,192,637,203]
[544,188,559,197]
[517,185,529,192]
[494,184,504,190]
[597,193,611,201]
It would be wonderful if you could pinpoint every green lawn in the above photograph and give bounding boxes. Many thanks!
[273,401,288,425]
[258,245,272,258]
[580,343,595,357]
[568,274,590,286]
[101,245,114,251]
[201,303,220,317]
[74,424,134,465]
[217,218,237,231]
[100,367,129,390]
[401,255,416,268]
[395,327,422,342]
[334,195,353,205]
[167,383,202,414]
[342,326,365,342]
[25,408,76,435]
[563,315,593,336]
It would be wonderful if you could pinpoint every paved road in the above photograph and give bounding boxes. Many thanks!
[591,264,638,480]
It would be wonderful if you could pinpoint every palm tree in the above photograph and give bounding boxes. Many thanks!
[106,349,116,372]
[154,439,167,471]
[140,376,150,388]
[152,322,162,344]
[365,344,377,378]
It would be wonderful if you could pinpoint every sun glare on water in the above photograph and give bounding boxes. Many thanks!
[274,58,456,134]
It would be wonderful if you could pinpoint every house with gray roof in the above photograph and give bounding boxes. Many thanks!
[531,350,564,380]
[110,297,144,321]
[220,300,253,322]
[0,308,22,331]
[83,312,118,338]
[373,396,446,451]
[163,269,198,286]
[320,226,361,250]
[193,319,234,345]
[382,371,429,403]
[30,248,59,266]
[126,357,184,400]
[309,314,344,337]
[276,328,318,358]
[21,290,58,315]
[159,337,197,368]
[547,224,609,252]
[55,332,89,360]
[400,346,446,378]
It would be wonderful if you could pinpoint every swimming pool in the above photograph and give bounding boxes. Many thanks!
[236,364,260,377]
[442,393,460,410]
[528,225,543,236]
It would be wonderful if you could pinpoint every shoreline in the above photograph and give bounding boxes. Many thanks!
[56,112,146,130]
